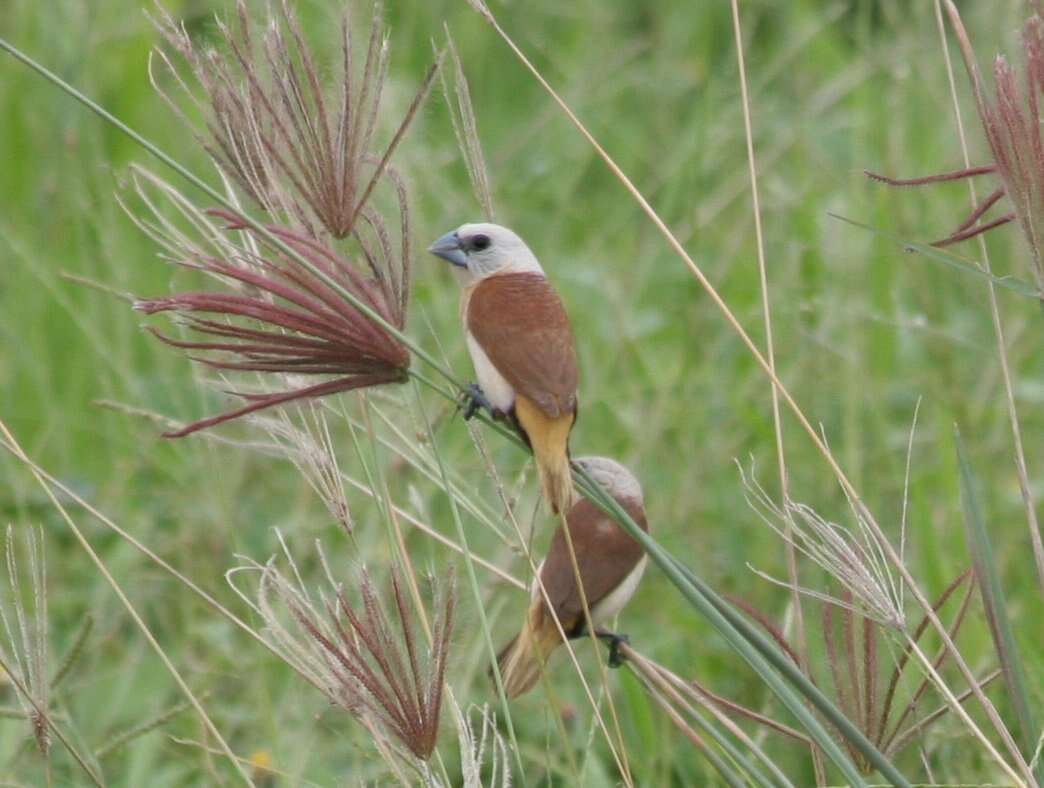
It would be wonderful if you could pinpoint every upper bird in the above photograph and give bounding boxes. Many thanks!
[429,222,579,515]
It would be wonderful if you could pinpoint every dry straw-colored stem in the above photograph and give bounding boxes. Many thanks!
[728,0,812,670]
[728,4,822,778]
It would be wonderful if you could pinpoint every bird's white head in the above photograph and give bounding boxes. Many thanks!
[427,222,544,284]
[574,456,644,506]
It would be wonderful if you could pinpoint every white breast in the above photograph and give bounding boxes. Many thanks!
[590,556,647,626]
[465,330,516,413]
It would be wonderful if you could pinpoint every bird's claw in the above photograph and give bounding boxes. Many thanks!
[596,631,630,668]
[460,382,493,421]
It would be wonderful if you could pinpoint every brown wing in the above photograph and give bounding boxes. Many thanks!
[466,272,578,418]
[538,496,648,631]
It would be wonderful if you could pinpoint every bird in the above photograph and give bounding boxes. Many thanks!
[428,222,578,515]
[493,456,649,698]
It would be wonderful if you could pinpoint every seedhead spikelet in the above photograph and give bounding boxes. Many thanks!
[228,536,455,765]
[731,568,985,773]
[150,0,438,243]
[0,525,51,756]
[867,3,1044,293]
[135,0,444,435]
[128,168,411,436]
[248,405,354,534]
[445,699,512,788]
[740,462,906,630]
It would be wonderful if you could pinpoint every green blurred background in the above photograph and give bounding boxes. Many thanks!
[1,0,1041,784]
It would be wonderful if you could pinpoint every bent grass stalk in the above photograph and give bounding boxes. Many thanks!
[640,678,748,788]
[572,468,885,788]
[955,428,1039,779]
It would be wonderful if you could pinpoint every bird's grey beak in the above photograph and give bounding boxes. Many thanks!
[428,231,468,268]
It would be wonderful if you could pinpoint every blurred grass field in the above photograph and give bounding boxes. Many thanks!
[1,0,1043,784]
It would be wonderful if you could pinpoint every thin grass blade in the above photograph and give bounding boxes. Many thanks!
[955,427,1041,781]
[831,214,1041,299]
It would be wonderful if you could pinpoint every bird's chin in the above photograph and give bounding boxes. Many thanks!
[452,266,477,288]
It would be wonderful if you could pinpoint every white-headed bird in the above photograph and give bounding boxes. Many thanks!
[429,223,578,515]
[494,456,649,698]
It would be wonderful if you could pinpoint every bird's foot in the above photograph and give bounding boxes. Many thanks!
[459,382,494,421]
[595,631,630,668]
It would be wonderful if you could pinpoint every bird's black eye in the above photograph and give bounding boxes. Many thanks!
[470,234,491,252]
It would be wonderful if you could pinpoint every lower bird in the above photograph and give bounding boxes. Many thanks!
[428,222,578,515]
[495,456,649,697]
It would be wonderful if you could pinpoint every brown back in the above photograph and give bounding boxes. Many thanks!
[538,496,648,630]
[466,272,578,418]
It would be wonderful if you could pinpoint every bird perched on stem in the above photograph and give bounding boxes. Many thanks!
[429,222,578,514]
[494,456,649,698]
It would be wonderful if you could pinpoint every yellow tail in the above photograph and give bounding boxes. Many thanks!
[494,618,560,698]
[515,395,574,515]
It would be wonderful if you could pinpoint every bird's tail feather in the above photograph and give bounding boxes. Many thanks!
[515,396,574,515]
[494,618,559,698]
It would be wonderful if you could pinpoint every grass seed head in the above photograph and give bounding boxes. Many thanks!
[868,4,1044,289]
[0,525,51,756]
[740,462,906,630]
[136,0,446,435]
[150,0,436,243]
[230,539,455,764]
[130,173,411,436]
[732,568,979,771]
[976,12,1044,288]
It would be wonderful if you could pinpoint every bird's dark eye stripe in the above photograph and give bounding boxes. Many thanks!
[469,234,491,251]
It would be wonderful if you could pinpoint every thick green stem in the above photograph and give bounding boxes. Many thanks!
[574,469,910,788]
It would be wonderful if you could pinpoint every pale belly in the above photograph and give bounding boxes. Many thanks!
[465,330,516,413]
[590,556,647,626]
[528,555,648,631]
